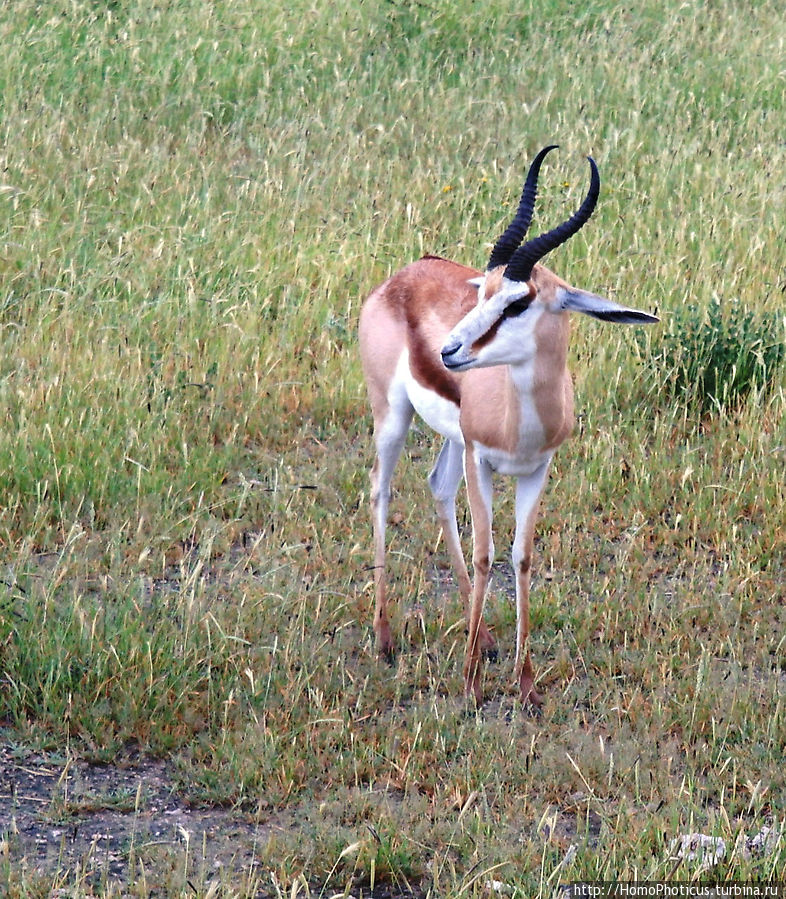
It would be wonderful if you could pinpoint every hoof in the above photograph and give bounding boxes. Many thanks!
[519,681,544,710]
[380,645,396,666]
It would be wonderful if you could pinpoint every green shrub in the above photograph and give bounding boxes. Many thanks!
[645,295,784,413]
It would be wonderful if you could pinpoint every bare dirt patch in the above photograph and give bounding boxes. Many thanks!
[0,741,270,888]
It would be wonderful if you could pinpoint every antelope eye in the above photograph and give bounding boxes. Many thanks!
[503,298,530,318]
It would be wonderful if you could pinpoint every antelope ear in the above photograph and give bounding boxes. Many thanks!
[558,288,659,324]
[467,276,484,288]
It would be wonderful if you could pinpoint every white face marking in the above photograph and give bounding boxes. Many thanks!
[441,277,537,371]
[476,304,542,370]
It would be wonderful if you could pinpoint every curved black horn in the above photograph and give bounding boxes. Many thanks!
[504,156,600,284]
[486,144,559,271]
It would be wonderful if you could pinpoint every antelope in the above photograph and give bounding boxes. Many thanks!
[358,146,658,706]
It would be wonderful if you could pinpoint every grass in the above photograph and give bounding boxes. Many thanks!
[0,0,785,894]
[641,294,785,412]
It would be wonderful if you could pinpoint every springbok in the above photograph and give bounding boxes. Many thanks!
[358,146,658,706]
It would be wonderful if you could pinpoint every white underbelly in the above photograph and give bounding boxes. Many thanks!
[474,441,553,477]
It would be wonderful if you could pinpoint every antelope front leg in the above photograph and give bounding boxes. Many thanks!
[513,462,550,707]
[429,440,496,657]
[462,446,494,704]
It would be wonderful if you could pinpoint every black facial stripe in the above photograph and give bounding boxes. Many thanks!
[502,298,532,319]
[472,293,533,353]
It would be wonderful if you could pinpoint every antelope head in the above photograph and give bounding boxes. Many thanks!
[440,146,658,372]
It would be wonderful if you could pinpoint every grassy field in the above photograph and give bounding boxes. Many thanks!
[0,0,784,895]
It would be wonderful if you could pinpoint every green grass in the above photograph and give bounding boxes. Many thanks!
[1,0,785,895]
